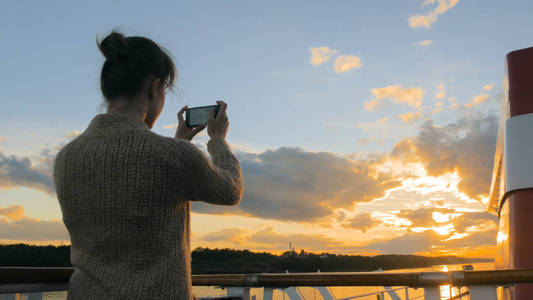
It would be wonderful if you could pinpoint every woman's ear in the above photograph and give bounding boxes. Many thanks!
[148,78,162,100]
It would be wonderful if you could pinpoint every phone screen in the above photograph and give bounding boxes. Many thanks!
[186,105,219,127]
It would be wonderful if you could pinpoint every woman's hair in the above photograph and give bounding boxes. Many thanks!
[97,31,176,101]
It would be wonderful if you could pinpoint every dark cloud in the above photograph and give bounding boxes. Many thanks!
[193,147,401,221]
[392,113,498,200]
[0,131,79,195]
[341,213,382,232]
[0,152,55,194]
[397,207,455,227]
[453,211,497,232]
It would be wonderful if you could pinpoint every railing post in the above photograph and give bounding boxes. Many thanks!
[468,286,497,300]
[284,287,303,300]
[423,286,440,300]
[313,286,334,300]
[263,288,273,300]
[404,287,409,300]
[27,293,43,300]
[227,287,251,300]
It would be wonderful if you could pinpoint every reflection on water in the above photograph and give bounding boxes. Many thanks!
[17,262,494,300]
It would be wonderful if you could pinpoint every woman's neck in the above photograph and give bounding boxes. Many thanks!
[106,99,147,122]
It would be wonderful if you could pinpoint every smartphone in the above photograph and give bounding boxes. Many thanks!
[186,104,220,127]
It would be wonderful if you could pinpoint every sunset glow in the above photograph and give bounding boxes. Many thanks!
[3,0,525,261]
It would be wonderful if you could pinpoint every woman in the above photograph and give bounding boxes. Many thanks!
[53,31,244,299]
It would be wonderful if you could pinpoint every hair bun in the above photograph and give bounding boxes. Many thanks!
[98,31,130,63]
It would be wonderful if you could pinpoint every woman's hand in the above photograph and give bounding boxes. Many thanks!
[208,100,229,139]
[175,106,206,141]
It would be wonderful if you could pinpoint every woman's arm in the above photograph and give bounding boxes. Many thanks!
[171,100,243,205]
[178,137,243,205]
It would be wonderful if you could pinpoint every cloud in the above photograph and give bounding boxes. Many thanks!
[432,102,444,113]
[465,94,489,108]
[202,228,248,245]
[355,117,389,132]
[415,40,434,47]
[483,84,494,91]
[309,47,338,67]
[391,113,498,200]
[334,55,362,73]
[409,0,460,29]
[200,227,350,252]
[250,227,346,250]
[0,152,55,194]
[364,85,425,111]
[64,130,81,139]
[0,217,69,242]
[0,205,24,221]
[0,130,82,195]
[435,84,446,99]
[365,231,438,254]
[364,99,381,111]
[398,111,423,124]
[396,207,455,228]
[443,229,496,248]
[192,147,401,221]
[356,137,386,146]
[341,213,382,232]
[163,124,178,129]
[364,226,495,255]
[0,137,5,143]
[453,211,497,232]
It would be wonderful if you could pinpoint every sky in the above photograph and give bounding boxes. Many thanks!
[1,0,529,258]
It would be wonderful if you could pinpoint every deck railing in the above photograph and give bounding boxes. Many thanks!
[2,267,533,299]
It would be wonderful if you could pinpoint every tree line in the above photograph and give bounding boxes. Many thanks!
[0,244,490,273]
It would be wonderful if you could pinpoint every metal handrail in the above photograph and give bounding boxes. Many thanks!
[1,267,533,293]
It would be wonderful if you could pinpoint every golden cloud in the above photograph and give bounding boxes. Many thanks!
[334,55,362,73]
[398,111,423,124]
[483,84,494,91]
[415,40,434,47]
[192,147,401,221]
[465,94,489,108]
[309,46,338,67]
[0,217,68,242]
[391,114,498,200]
[409,0,460,29]
[0,205,24,221]
[435,84,446,99]
[364,85,425,111]
[341,213,382,233]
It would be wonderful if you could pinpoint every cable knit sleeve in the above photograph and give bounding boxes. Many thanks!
[168,137,244,206]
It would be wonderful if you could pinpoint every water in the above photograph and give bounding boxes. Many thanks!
[193,262,494,300]
[16,262,493,300]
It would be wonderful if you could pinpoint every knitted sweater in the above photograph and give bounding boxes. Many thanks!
[53,113,243,300]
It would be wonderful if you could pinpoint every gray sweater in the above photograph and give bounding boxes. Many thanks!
[53,113,244,299]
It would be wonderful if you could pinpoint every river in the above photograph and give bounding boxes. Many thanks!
[32,262,493,299]
[192,261,494,300]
